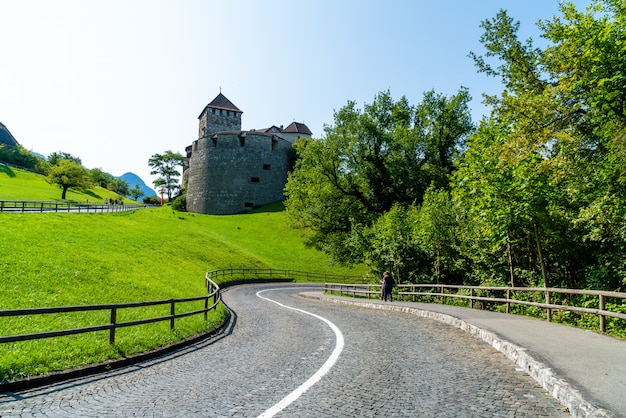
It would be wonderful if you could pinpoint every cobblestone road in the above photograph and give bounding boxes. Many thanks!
[0,284,569,417]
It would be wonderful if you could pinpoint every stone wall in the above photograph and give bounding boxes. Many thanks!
[198,109,241,138]
[185,132,295,214]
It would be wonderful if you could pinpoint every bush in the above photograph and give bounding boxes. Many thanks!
[143,196,160,205]
[171,194,186,212]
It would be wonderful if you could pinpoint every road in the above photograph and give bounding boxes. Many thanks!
[0,283,568,417]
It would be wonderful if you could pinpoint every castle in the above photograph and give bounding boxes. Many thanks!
[184,93,312,215]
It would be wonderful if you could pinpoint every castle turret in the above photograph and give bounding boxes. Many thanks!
[197,93,243,138]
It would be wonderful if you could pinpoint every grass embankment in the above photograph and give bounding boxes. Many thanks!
[0,168,364,381]
[0,164,134,203]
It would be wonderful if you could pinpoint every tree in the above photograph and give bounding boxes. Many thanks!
[285,89,473,269]
[148,151,184,201]
[90,168,114,188]
[128,183,143,201]
[460,0,626,290]
[109,178,129,197]
[47,159,92,199]
[48,151,81,166]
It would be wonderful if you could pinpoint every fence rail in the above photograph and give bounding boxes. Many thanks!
[206,267,369,284]
[324,283,626,333]
[0,278,220,345]
[0,200,152,213]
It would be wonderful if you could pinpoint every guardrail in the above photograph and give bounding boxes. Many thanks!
[0,278,220,345]
[207,267,369,284]
[324,283,626,333]
[0,200,152,213]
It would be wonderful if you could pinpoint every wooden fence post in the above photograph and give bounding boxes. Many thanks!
[545,290,552,322]
[506,288,511,314]
[110,308,117,344]
[599,294,606,333]
[170,301,175,329]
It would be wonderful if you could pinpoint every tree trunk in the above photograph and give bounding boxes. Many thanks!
[61,186,68,200]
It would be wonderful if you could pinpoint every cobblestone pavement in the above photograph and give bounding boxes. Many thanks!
[0,284,569,417]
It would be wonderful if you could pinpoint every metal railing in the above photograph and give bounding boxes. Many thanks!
[0,278,220,345]
[206,267,369,284]
[0,200,153,213]
[324,283,626,333]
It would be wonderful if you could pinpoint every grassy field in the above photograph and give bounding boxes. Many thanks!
[0,164,134,202]
[0,167,365,381]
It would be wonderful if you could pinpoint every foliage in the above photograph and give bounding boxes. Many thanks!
[171,193,186,212]
[48,151,82,166]
[109,177,129,197]
[46,159,92,199]
[457,0,626,291]
[128,183,143,201]
[0,145,46,173]
[285,89,473,278]
[148,150,184,200]
[90,168,114,188]
[0,166,132,202]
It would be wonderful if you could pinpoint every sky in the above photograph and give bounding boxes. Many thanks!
[0,0,592,192]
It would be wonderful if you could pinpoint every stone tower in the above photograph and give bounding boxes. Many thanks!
[185,92,310,215]
[197,92,243,138]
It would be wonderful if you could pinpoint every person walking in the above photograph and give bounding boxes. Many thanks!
[381,271,394,302]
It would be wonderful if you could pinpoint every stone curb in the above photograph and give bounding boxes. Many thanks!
[300,293,614,418]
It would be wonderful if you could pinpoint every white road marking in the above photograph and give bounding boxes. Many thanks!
[255,288,345,418]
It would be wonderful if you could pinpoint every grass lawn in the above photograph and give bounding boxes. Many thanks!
[0,168,365,381]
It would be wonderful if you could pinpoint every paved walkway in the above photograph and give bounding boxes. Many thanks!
[301,291,626,418]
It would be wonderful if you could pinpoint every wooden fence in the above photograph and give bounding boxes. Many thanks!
[0,200,152,213]
[206,267,369,284]
[0,277,220,345]
[324,283,626,333]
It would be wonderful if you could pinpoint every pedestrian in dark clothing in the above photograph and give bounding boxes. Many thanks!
[381,271,394,302]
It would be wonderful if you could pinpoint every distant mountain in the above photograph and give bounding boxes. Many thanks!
[119,172,156,201]
[0,121,19,147]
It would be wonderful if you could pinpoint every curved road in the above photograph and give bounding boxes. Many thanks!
[0,284,568,417]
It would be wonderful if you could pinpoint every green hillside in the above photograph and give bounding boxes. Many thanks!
[0,167,365,380]
[0,164,133,202]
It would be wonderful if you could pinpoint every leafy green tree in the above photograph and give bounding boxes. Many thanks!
[414,187,461,284]
[48,151,82,166]
[285,89,473,269]
[128,183,143,201]
[0,145,45,173]
[90,168,114,188]
[47,159,92,199]
[462,0,626,290]
[109,178,129,197]
[148,150,184,201]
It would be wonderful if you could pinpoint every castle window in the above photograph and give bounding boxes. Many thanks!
[219,109,223,116]
[212,135,217,147]
[271,137,278,150]
[211,108,216,115]
[244,202,254,208]
[250,177,260,183]
[263,164,271,170]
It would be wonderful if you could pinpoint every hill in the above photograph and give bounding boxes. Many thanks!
[119,172,156,200]
[0,121,19,147]
[0,165,135,202]
[0,167,365,379]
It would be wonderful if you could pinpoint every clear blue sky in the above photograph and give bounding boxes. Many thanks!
[0,0,591,190]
